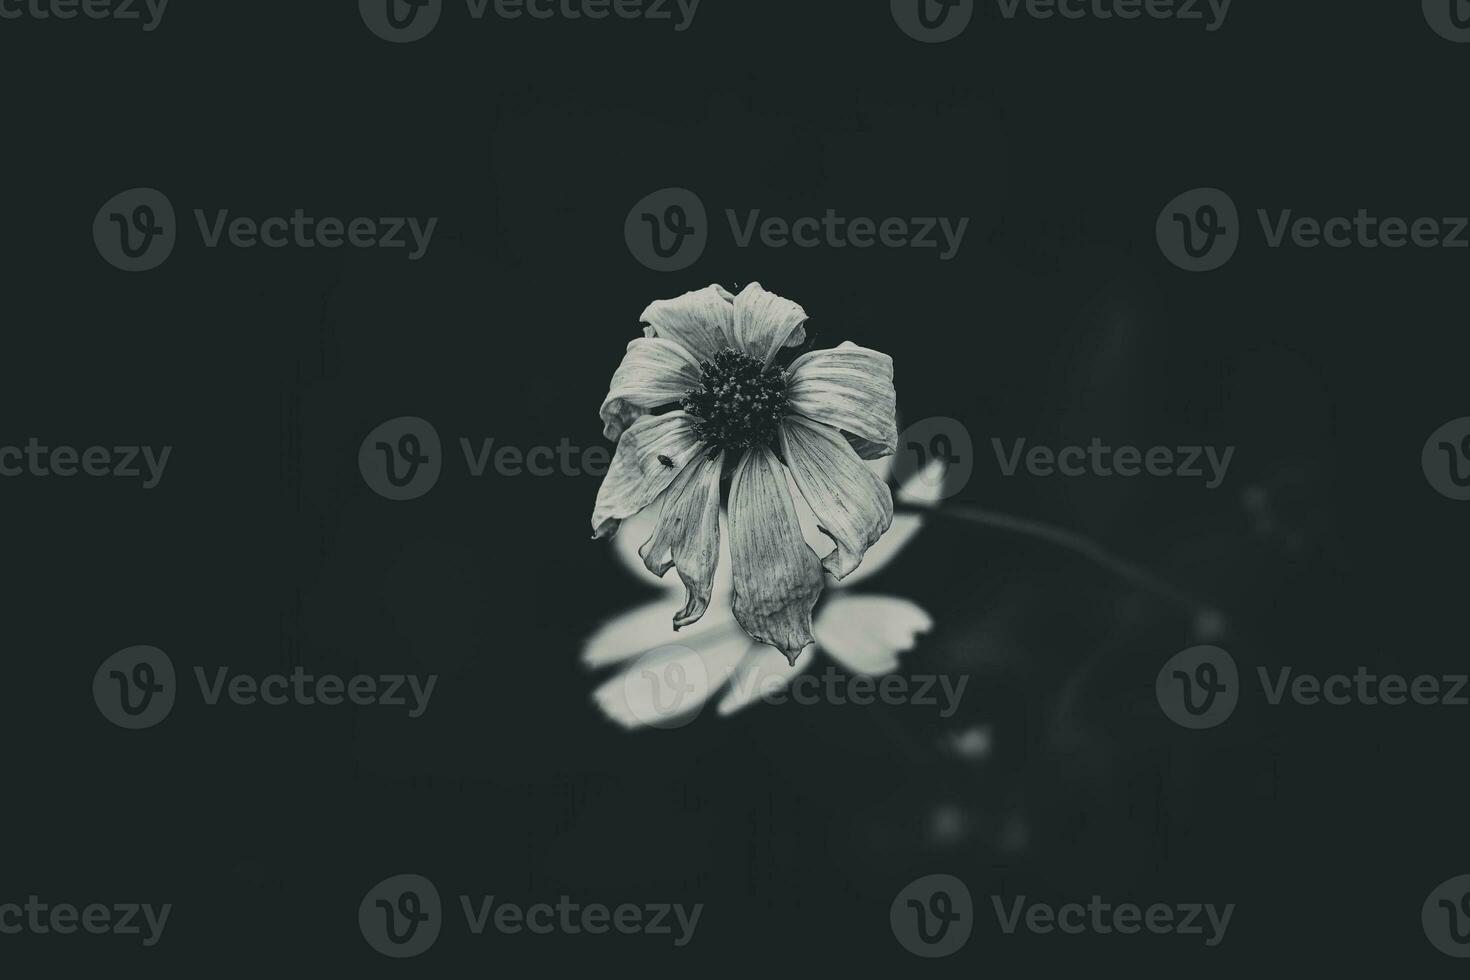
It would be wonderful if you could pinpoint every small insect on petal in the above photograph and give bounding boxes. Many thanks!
[658,454,675,468]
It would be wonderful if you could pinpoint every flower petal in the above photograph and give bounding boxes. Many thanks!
[598,338,703,441]
[727,444,824,664]
[786,341,898,457]
[813,595,933,676]
[590,630,752,731]
[779,416,894,581]
[732,282,808,365]
[581,599,740,669]
[895,456,949,508]
[640,284,734,365]
[639,450,725,629]
[590,412,702,540]
[717,643,816,716]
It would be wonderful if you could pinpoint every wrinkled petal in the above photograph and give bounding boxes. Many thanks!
[639,450,724,629]
[590,412,702,540]
[598,338,703,441]
[614,508,736,600]
[718,643,816,716]
[814,595,932,676]
[591,630,751,731]
[846,434,894,461]
[732,282,808,365]
[786,342,898,456]
[779,416,894,580]
[640,284,734,365]
[728,444,824,664]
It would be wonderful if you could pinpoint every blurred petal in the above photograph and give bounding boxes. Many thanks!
[814,595,933,676]
[780,416,893,580]
[590,413,702,540]
[717,644,816,716]
[732,282,808,365]
[728,444,824,664]
[591,631,751,730]
[896,457,949,508]
[639,450,725,629]
[640,284,734,365]
[598,338,702,441]
[582,599,738,669]
[836,513,922,587]
[787,342,898,457]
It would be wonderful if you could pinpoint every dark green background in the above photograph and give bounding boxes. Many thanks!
[1,0,1466,973]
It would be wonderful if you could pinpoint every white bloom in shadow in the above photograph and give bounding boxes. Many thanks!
[591,283,901,664]
[585,458,942,729]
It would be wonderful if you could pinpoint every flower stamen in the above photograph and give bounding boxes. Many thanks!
[680,347,788,455]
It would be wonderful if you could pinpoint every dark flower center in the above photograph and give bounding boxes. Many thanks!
[681,347,789,455]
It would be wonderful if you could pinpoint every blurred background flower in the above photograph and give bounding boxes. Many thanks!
[585,456,945,728]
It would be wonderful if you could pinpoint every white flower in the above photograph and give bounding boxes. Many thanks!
[591,283,900,664]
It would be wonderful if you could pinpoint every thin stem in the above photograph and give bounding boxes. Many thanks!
[901,501,1217,620]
